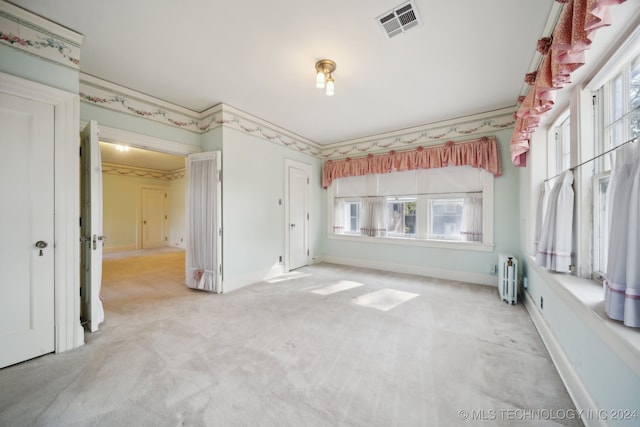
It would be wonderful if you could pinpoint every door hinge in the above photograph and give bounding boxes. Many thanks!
[217,170,222,182]
[165,237,168,241]
[165,215,168,220]
[219,227,222,237]
[219,264,222,275]
[307,213,309,220]
[307,177,309,184]
[79,146,82,157]
[307,249,309,256]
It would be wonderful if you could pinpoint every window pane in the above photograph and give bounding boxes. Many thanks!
[631,56,640,111]
[388,199,416,237]
[612,73,623,121]
[344,202,361,233]
[429,199,463,240]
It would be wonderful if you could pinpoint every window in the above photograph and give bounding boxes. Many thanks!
[344,201,361,234]
[428,198,463,240]
[328,166,493,250]
[387,198,416,237]
[591,53,640,275]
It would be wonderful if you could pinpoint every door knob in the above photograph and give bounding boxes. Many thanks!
[35,240,48,256]
[290,223,296,228]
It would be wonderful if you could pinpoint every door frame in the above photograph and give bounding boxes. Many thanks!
[283,159,312,272]
[0,72,84,352]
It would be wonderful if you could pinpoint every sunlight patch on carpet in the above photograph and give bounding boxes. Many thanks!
[311,280,365,295]
[352,289,419,311]
[266,271,311,283]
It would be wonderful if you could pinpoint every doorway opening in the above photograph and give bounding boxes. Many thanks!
[96,140,191,328]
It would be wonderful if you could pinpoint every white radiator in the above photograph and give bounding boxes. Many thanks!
[499,254,518,304]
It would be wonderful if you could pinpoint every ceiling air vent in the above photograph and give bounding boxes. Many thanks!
[376,1,421,39]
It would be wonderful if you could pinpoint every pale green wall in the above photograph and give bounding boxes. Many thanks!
[102,173,183,251]
[523,260,640,427]
[208,127,322,286]
[0,45,79,93]
[319,128,521,278]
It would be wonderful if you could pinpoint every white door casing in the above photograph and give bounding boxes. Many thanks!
[0,92,55,368]
[1,72,85,357]
[141,187,167,249]
[80,120,105,332]
[285,160,311,271]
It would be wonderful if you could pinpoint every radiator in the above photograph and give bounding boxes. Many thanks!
[499,254,518,304]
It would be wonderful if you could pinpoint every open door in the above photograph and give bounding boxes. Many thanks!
[285,159,311,271]
[80,120,105,331]
[185,152,222,292]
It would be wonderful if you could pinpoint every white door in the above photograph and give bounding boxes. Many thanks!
[141,187,166,249]
[80,120,105,332]
[0,93,55,368]
[288,165,309,270]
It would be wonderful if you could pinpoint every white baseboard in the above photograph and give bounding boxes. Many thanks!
[103,244,137,254]
[523,291,606,427]
[316,255,498,287]
[222,264,285,293]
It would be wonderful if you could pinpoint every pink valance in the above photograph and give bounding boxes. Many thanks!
[322,136,501,189]
[510,0,626,167]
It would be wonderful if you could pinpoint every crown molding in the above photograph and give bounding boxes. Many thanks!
[0,0,82,70]
[219,104,322,157]
[101,162,184,181]
[79,75,322,155]
[79,75,515,160]
[319,107,516,159]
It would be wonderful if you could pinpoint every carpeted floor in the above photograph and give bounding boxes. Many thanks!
[0,250,581,426]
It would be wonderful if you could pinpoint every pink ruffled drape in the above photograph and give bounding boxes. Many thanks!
[322,136,501,189]
[510,0,626,167]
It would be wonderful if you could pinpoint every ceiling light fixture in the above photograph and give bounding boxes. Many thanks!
[115,144,129,152]
[315,59,336,96]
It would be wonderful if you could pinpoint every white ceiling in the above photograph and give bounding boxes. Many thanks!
[11,0,557,146]
[99,142,185,171]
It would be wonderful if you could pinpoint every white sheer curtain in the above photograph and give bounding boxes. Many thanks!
[186,152,221,293]
[534,181,549,254]
[536,170,574,272]
[460,193,482,242]
[333,198,345,234]
[604,142,640,327]
[360,197,387,237]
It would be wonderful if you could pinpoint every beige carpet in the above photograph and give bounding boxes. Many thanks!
[0,250,581,426]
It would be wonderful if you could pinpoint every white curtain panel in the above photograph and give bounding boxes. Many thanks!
[534,181,550,254]
[360,197,388,237]
[460,194,483,242]
[333,198,345,234]
[536,170,574,272]
[605,142,640,327]
[186,153,220,293]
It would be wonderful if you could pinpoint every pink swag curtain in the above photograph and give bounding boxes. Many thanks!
[510,0,627,167]
[322,136,501,189]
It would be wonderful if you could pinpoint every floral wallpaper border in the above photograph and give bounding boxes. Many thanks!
[319,113,516,159]
[80,80,219,134]
[102,163,185,181]
[0,11,81,70]
[80,77,515,161]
